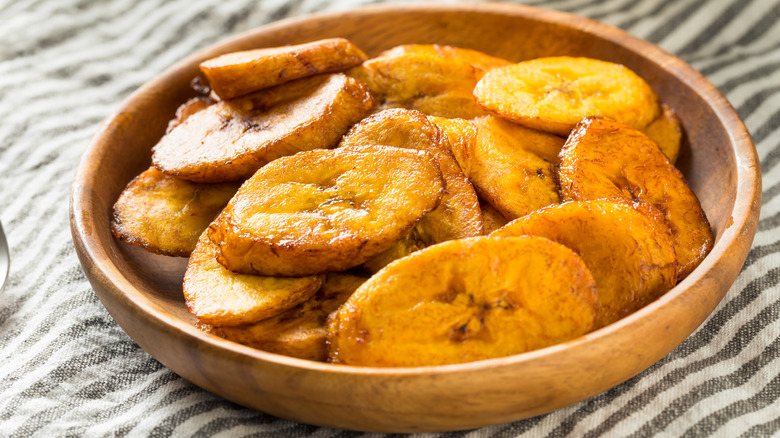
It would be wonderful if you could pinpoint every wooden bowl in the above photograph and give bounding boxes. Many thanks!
[69,3,761,433]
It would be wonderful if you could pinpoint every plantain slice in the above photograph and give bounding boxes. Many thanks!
[197,272,366,361]
[473,57,660,136]
[327,236,598,367]
[468,115,564,220]
[111,167,240,257]
[492,200,678,328]
[559,117,713,279]
[152,73,374,183]
[339,108,483,243]
[347,52,486,119]
[209,145,446,277]
[428,116,478,177]
[341,110,483,272]
[184,232,325,327]
[200,38,368,100]
[643,103,682,164]
[378,44,512,72]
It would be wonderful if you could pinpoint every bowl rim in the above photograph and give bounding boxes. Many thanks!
[70,1,762,380]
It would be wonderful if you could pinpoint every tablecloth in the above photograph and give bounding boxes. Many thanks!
[1,0,778,436]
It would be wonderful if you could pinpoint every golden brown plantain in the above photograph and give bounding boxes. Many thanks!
[197,272,366,361]
[378,44,512,72]
[474,57,660,136]
[200,38,368,99]
[492,200,678,328]
[467,115,564,220]
[339,108,483,243]
[184,232,324,326]
[558,117,713,279]
[209,145,446,277]
[152,73,374,183]
[644,103,682,164]
[347,52,486,118]
[327,236,598,367]
[110,167,240,257]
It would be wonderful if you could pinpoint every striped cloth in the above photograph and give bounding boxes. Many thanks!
[0,0,778,436]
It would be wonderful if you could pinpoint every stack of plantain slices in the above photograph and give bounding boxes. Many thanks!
[110,38,712,366]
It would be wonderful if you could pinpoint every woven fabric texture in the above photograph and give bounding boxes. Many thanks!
[0,0,778,436]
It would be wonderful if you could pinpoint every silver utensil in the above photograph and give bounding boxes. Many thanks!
[0,221,9,292]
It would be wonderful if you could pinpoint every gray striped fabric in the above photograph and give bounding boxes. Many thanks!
[0,0,778,436]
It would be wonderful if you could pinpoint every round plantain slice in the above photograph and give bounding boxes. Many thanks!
[111,167,240,257]
[152,73,374,183]
[492,200,678,328]
[378,44,512,72]
[347,52,486,119]
[327,236,598,367]
[200,38,368,100]
[209,145,446,277]
[473,57,660,136]
[559,117,713,279]
[184,232,325,327]
[643,103,682,164]
[197,272,367,361]
[468,115,564,220]
[339,108,483,243]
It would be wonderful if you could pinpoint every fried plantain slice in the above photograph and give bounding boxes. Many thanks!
[209,145,446,277]
[492,200,677,328]
[327,236,598,367]
[468,115,564,220]
[378,44,512,72]
[643,103,682,164]
[197,272,366,361]
[339,108,483,243]
[111,167,240,257]
[152,73,374,183]
[474,57,660,136]
[200,38,368,99]
[559,117,713,279]
[428,116,478,177]
[347,52,486,118]
[184,232,325,327]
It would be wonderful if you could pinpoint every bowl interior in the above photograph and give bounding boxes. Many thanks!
[70,3,760,432]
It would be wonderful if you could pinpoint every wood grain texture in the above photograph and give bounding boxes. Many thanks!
[69,3,761,432]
